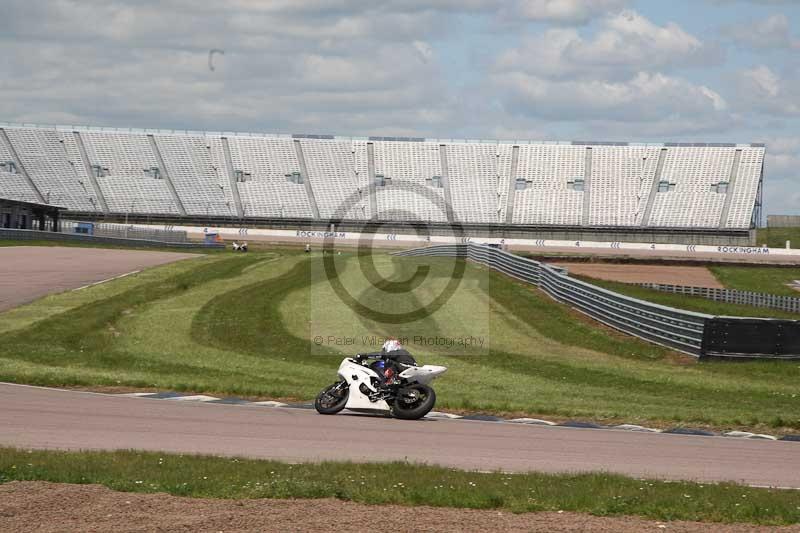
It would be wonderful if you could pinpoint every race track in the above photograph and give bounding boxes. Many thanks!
[2,383,799,489]
[0,246,197,312]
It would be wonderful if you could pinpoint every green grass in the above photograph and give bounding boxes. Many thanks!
[1,448,798,525]
[710,265,800,297]
[2,249,800,432]
[578,276,799,319]
[756,227,800,249]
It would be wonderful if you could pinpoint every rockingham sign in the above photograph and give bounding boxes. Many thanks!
[128,223,800,258]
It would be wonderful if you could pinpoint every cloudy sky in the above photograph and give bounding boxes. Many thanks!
[1,0,798,217]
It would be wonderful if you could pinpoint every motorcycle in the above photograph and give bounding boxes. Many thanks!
[314,355,447,420]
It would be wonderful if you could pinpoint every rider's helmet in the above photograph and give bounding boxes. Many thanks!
[382,338,402,353]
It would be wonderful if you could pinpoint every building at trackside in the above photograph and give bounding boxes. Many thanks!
[0,123,765,245]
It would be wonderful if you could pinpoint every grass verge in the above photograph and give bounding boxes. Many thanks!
[710,265,800,297]
[1,448,798,525]
[756,227,800,249]
[578,276,799,319]
[3,251,800,432]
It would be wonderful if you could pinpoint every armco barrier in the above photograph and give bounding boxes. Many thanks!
[395,243,800,359]
[0,228,223,249]
[636,283,800,314]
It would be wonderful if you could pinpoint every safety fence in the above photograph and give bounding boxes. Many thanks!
[635,283,800,314]
[60,221,189,243]
[395,243,800,360]
[0,228,221,249]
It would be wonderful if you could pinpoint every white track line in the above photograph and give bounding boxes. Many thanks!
[72,270,141,291]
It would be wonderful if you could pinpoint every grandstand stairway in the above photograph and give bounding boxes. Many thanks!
[292,140,320,220]
[719,149,742,229]
[73,131,109,213]
[147,134,186,216]
[220,137,244,218]
[437,144,455,223]
[504,145,519,225]
[366,142,378,219]
[641,148,667,227]
[581,147,591,227]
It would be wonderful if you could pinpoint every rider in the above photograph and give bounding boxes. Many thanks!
[358,338,416,385]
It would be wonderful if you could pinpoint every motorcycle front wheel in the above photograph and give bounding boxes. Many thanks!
[392,384,436,420]
[314,381,349,414]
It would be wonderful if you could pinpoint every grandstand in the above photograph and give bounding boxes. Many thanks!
[0,123,765,244]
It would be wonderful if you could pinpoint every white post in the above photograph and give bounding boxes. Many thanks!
[787,240,791,249]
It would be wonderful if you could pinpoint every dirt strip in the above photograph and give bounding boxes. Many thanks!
[1,482,795,532]
[549,263,724,288]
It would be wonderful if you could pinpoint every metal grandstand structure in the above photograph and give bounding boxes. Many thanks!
[0,122,765,244]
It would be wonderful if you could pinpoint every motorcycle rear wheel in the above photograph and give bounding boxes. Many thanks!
[315,381,349,414]
[392,384,436,420]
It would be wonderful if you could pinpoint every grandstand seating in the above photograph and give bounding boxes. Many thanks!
[227,136,313,218]
[587,145,661,227]
[81,131,177,214]
[154,134,233,217]
[0,124,765,230]
[3,128,96,210]
[300,139,367,220]
[447,142,501,223]
[369,140,447,222]
[513,144,584,226]
[0,171,40,203]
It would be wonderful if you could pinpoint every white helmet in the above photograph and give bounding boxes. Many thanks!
[382,338,402,353]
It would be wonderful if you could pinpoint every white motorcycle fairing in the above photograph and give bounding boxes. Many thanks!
[337,358,391,412]
[399,364,447,385]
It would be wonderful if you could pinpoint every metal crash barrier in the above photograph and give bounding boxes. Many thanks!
[395,243,800,360]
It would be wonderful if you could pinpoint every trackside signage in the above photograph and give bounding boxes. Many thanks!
[127,224,800,257]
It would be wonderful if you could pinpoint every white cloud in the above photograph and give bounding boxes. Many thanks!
[495,10,717,80]
[505,0,628,25]
[493,71,728,122]
[723,14,800,50]
[764,137,800,175]
[734,65,800,115]
[490,9,729,133]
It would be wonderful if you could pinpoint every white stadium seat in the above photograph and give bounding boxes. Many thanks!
[0,125,764,230]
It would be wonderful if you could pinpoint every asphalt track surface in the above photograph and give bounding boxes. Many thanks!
[0,246,197,312]
[3,384,799,489]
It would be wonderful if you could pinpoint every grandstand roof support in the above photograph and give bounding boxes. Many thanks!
[438,144,455,223]
[72,131,109,213]
[293,140,320,220]
[641,148,667,227]
[366,142,378,219]
[719,148,742,228]
[147,134,187,216]
[0,128,45,204]
[581,147,592,226]
[504,145,520,224]
[220,137,244,218]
